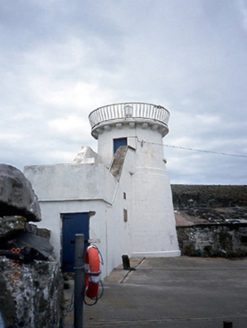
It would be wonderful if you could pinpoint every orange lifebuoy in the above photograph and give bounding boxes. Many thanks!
[85,246,101,299]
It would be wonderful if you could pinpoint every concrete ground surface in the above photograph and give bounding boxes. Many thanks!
[63,256,247,328]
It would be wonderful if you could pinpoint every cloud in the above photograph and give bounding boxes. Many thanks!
[237,0,247,31]
[0,0,246,184]
[48,115,90,140]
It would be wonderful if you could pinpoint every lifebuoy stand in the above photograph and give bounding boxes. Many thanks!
[74,234,85,328]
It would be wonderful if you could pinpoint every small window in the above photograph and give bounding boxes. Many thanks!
[113,138,127,153]
[123,192,126,200]
[124,209,128,222]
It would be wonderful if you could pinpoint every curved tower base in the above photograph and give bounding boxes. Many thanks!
[132,250,181,257]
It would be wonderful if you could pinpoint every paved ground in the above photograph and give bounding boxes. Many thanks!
[63,256,247,328]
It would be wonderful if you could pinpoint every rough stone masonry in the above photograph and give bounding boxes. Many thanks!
[0,164,63,328]
[172,184,247,257]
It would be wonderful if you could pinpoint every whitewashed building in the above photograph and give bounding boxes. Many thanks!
[24,102,180,278]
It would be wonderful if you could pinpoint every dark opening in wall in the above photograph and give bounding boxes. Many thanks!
[240,235,247,244]
[124,209,128,222]
[113,138,127,153]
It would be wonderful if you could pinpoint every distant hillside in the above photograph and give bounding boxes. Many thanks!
[171,185,247,209]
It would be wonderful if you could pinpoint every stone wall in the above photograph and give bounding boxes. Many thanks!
[177,224,247,257]
[0,164,63,327]
[171,185,247,257]
[0,258,63,328]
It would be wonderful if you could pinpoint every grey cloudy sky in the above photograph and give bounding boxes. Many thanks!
[0,0,247,185]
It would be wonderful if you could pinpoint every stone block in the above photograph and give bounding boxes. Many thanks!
[0,164,41,222]
[0,216,26,239]
[0,257,63,327]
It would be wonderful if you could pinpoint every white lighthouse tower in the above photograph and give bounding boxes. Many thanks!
[89,102,180,257]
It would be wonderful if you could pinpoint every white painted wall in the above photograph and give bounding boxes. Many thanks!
[24,163,116,203]
[97,122,180,258]
[105,147,135,271]
[24,157,135,278]
[97,121,165,167]
[32,199,108,276]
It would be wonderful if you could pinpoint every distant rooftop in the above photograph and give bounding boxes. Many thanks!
[89,102,170,139]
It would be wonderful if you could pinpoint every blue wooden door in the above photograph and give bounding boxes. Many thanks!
[113,138,127,153]
[62,213,89,272]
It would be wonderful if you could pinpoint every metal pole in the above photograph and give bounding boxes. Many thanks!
[74,234,85,328]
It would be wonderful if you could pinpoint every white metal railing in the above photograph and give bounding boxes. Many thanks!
[88,102,170,129]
